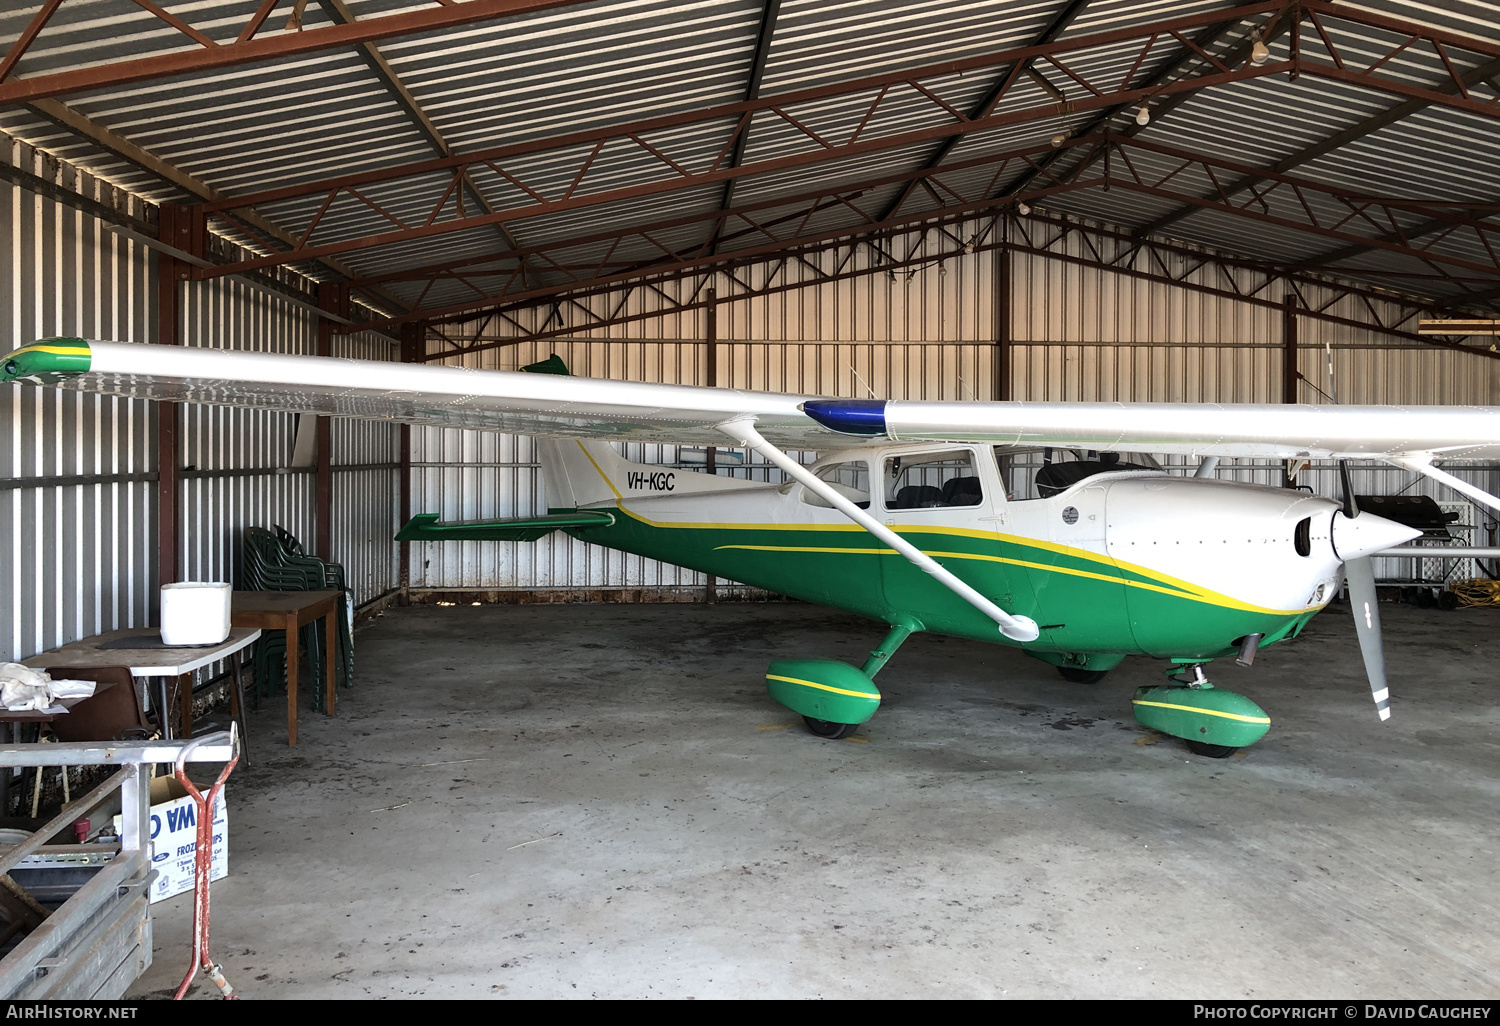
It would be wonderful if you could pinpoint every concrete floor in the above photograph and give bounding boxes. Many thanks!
[130,599,1500,999]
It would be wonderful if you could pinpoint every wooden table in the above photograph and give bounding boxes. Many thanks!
[21,627,261,743]
[230,590,341,747]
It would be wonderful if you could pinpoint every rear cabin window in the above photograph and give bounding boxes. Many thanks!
[883,451,983,510]
[802,460,871,509]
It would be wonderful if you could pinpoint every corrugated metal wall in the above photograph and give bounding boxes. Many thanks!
[1,140,401,662]
[332,330,402,606]
[3,143,156,663]
[417,213,1500,593]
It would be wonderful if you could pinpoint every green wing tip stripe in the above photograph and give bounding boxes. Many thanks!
[3,338,91,384]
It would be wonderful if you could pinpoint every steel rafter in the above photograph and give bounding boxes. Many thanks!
[421,208,1492,366]
[184,0,1500,287]
[188,2,1296,277]
[708,0,782,252]
[1295,0,1500,122]
[338,132,1500,325]
[0,0,606,104]
[994,11,1273,207]
[388,172,1487,347]
[1086,136,1500,284]
[349,137,1091,292]
[1135,48,1500,237]
[875,0,1097,222]
[311,0,528,280]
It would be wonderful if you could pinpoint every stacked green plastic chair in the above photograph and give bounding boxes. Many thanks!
[241,527,352,712]
[272,526,354,694]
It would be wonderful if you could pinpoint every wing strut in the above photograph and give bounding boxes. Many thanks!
[718,417,1040,643]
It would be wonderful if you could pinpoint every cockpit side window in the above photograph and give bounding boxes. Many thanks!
[883,451,983,511]
[802,459,871,509]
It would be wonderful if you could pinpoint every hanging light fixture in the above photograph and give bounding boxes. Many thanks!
[1016,201,1032,216]
[1050,133,1067,148]
[1135,104,1150,127]
[1250,32,1271,66]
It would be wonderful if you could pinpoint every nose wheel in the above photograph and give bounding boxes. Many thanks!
[1185,740,1237,759]
[803,717,859,740]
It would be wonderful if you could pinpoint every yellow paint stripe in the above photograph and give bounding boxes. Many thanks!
[922,549,1199,601]
[716,543,1190,598]
[1131,699,1271,724]
[765,673,879,700]
[11,343,89,357]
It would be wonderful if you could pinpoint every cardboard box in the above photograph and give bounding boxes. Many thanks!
[113,776,228,903]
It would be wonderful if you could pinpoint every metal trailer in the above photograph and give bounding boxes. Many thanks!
[0,733,235,999]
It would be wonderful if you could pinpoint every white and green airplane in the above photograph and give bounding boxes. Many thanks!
[9,337,1500,757]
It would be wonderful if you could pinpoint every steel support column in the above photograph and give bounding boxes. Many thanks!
[1283,293,1300,487]
[703,289,718,605]
[154,205,183,603]
[315,284,348,562]
[398,321,422,604]
[1283,292,1300,405]
[995,222,1012,402]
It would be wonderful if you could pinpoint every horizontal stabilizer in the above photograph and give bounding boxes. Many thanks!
[395,510,615,542]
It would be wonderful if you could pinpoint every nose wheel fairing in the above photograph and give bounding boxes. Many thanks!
[1132,683,1272,751]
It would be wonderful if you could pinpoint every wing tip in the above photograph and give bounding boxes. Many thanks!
[3,338,92,385]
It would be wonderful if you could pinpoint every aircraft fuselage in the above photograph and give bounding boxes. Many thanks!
[561,441,1350,664]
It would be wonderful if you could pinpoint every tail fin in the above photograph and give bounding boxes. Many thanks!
[521,357,764,509]
[535,437,764,509]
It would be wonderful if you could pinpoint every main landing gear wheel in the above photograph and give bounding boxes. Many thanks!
[1186,740,1238,759]
[1057,666,1110,684]
[803,717,859,740]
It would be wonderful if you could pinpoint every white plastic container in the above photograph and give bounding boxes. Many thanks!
[160,582,232,646]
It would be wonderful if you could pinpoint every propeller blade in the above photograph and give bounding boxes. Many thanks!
[1344,555,1391,721]
[1338,460,1359,519]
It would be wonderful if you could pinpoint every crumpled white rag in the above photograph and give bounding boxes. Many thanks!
[0,664,95,712]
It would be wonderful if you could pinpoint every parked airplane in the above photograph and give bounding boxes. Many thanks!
[9,338,1500,757]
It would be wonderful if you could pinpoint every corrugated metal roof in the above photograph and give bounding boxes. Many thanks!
[0,0,1495,321]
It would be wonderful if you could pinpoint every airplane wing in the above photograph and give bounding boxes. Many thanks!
[7,337,1500,464]
[2,338,834,448]
[799,398,1500,462]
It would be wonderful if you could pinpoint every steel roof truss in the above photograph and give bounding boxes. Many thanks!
[427,210,1489,363]
[186,4,1296,275]
[362,139,1499,326]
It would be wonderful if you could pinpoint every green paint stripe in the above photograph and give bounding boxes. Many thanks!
[718,543,1212,606]
[765,673,880,700]
[1131,699,1271,724]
